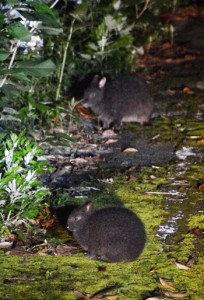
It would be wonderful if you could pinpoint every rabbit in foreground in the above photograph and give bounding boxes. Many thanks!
[82,73,154,130]
[67,201,146,262]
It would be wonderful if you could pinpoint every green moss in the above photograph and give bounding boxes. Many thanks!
[1,82,204,299]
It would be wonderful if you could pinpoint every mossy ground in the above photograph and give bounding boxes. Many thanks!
[1,37,204,300]
[1,153,204,299]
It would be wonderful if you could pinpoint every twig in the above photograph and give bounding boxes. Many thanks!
[135,0,151,19]
[55,18,76,101]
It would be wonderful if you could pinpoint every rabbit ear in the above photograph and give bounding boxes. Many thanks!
[85,200,94,212]
[99,77,106,89]
[91,75,99,87]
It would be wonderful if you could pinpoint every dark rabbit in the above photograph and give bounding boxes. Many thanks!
[82,73,154,130]
[67,201,146,262]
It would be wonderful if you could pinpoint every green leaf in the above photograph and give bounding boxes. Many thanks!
[0,50,10,61]
[10,72,30,82]
[1,85,22,99]
[70,3,88,22]
[14,60,56,77]
[29,98,51,113]
[7,22,32,42]
[36,13,59,27]
[54,132,77,143]
[26,0,55,16]
[38,26,63,35]
[0,14,5,29]
[7,0,18,5]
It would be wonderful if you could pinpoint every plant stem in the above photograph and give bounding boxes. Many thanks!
[55,18,76,102]
[135,0,151,19]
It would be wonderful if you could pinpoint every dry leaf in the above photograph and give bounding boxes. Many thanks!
[161,290,188,298]
[175,261,190,270]
[71,157,88,164]
[107,296,118,300]
[123,147,138,153]
[159,278,176,290]
[73,289,90,299]
[104,139,118,145]
[186,257,198,267]
[146,298,161,300]
[188,135,202,139]
[183,87,194,94]
[75,104,96,119]
[0,241,13,249]
[150,269,157,273]
[197,183,204,191]
[127,174,136,181]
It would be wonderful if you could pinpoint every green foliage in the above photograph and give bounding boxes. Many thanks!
[55,0,187,97]
[0,0,188,130]
[0,132,50,231]
[0,0,61,119]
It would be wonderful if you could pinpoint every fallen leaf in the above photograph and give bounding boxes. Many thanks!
[0,241,13,249]
[127,174,136,181]
[161,291,188,298]
[71,157,88,164]
[107,296,118,300]
[159,278,176,290]
[55,244,81,255]
[146,298,161,300]
[186,257,198,267]
[123,147,138,153]
[187,135,202,139]
[166,89,176,95]
[6,246,30,256]
[102,129,117,137]
[183,87,194,94]
[150,269,157,273]
[192,228,203,237]
[175,261,190,270]
[75,104,96,119]
[184,54,197,61]
[104,139,118,145]
[73,289,90,299]
[197,183,204,191]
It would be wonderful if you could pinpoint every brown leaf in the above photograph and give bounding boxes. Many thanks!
[0,241,13,249]
[161,291,188,298]
[197,183,204,191]
[55,244,80,255]
[127,174,136,181]
[106,296,118,300]
[102,129,118,137]
[104,139,118,145]
[159,278,176,290]
[146,298,161,300]
[187,135,201,139]
[6,246,30,256]
[192,228,203,237]
[123,147,138,153]
[150,269,157,274]
[73,289,91,299]
[186,257,198,267]
[175,261,190,270]
[75,104,96,119]
[183,87,194,94]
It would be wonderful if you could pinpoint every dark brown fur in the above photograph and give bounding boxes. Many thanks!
[82,73,154,130]
[67,201,146,262]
